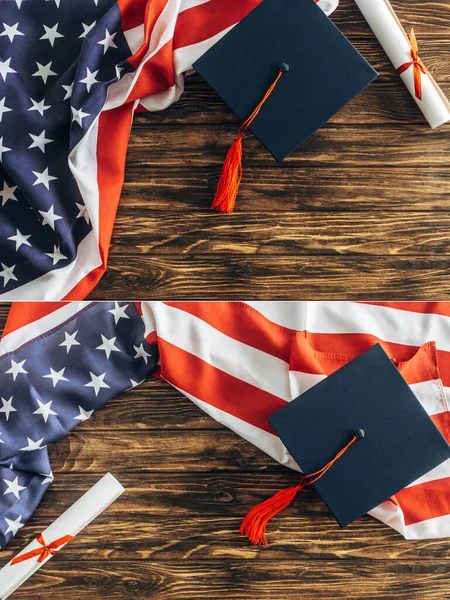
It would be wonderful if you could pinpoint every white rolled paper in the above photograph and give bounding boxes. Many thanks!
[0,473,125,600]
[354,0,450,128]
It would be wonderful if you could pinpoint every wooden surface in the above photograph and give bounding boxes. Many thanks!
[90,0,450,300]
[2,305,450,600]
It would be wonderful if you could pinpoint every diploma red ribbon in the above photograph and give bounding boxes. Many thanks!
[10,533,75,565]
[397,29,426,101]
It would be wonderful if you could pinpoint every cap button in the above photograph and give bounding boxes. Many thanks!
[355,429,365,439]
[279,62,290,73]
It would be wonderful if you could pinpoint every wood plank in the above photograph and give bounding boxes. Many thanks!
[120,166,450,212]
[125,124,450,169]
[8,560,450,599]
[0,304,8,329]
[48,430,282,474]
[110,211,450,256]
[5,473,450,562]
[99,382,223,430]
[90,256,450,300]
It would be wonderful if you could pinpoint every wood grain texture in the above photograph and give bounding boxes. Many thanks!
[92,0,450,298]
[12,560,450,600]
[91,256,450,300]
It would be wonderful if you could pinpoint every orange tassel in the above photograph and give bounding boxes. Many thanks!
[240,433,361,545]
[212,67,287,214]
[240,482,304,545]
[211,132,244,214]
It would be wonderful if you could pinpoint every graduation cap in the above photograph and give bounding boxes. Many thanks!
[193,0,378,214]
[240,344,450,545]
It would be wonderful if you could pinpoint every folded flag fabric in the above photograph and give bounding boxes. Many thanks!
[1,301,450,547]
[0,0,338,301]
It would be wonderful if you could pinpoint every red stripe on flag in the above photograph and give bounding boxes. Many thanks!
[3,303,70,337]
[290,333,442,386]
[126,0,262,104]
[173,0,262,49]
[62,103,135,301]
[158,337,287,434]
[126,0,169,70]
[118,0,149,32]
[164,302,294,363]
[395,477,450,526]
[361,302,450,318]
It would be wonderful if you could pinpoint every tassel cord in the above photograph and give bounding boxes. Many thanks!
[212,69,285,214]
[240,435,358,545]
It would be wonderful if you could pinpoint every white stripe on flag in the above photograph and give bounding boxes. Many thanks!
[0,302,92,353]
[149,302,292,400]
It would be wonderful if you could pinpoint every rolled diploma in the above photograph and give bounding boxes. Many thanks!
[354,0,450,129]
[0,473,125,600]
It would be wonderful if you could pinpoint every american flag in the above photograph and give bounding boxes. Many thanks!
[0,0,337,301]
[0,300,450,547]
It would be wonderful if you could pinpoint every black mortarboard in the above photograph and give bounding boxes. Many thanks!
[240,344,450,545]
[193,0,378,213]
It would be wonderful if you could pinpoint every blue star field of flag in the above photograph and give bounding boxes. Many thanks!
[0,0,134,292]
[0,301,158,546]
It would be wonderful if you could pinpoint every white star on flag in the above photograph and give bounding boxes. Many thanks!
[45,245,67,265]
[109,302,130,324]
[33,398,58,423]
[33,168,57,189]
[20,438,46,452]
[29,97,51,116]
[0,137,11,161]
[39,471,54,485]
[79,67,99,92]
[7,229,32,251]
[3,477,26,500]
[75,202,90,224]
[79,21,96,38]
[43,367,69,387]
[85,372,110,396]
[71,106,90,127]
[1,182,17,206]
[40,23,64,46]
[4,515,24,536]
[0,97,12,122]
[0,23,24,43]
[0,263,18,287]
[32,61,57,84]
[128,378,145,390]
[29,130,54,153]
[59,331,80,353]
[96,335,120,359]
[5,359,27,380]
[0,58,16,81]
[0,396,17,421]
[98,29,117,54]
[74,405,94,422]
[39,205,63,230]
[8,0,27,8]
[134,343,151,364]
[62,82,73,100]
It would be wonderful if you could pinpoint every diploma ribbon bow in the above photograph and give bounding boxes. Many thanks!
[10,533,75,565]
[397,29,427,101]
